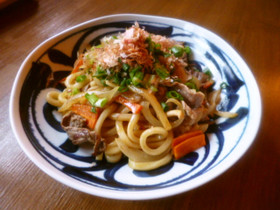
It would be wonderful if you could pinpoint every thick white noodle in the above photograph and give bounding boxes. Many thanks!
[46,91,63,107]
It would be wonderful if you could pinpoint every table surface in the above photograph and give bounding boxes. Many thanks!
[1,0,279,209]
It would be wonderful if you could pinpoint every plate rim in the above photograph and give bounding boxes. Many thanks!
[9,13,262,200]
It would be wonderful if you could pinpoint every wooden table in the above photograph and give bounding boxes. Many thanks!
[1,0,279,209]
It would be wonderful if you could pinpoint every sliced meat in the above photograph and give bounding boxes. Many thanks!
[191,70,210,84]
[61,111,87,129]
[174,83,205,108]
[160,79,205,108]
[181,101,207,124]
[61,112,106,155]
[64,126,97,145]
[93,139,106,156]
[175,101,208,136]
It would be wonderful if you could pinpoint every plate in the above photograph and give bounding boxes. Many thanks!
[9,14,261,200]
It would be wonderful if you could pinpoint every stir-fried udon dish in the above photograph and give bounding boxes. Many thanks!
[46,23,235,171]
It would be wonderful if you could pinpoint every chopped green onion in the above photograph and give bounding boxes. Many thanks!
[132,77,142,86]
[95,44,103,48]
[112,35,118,39]
[220,82,229,89]
[95,98,108,108]
[120,78,127,86]
[145,36,153,52]
[112,72,122,85]
[184,46,191,54]
[76,75,87,82]
[166,90,184,101]
[118,78,130,92]
[145,36,164,56]
[118,86,128,92]
[85,93,99,106]
[171,46,184,57]
[155,43,161,49]
[91,106,97,113]
[150,85,158,92]
[185,81,198,91]
[85,93,108,108]
[164,52,172,58]
[122,63,130,71]
[100,79,108,87]
[155,65,170,79]
[129,66,142,78]
[72,88,80,95]
[132,71,144,86]
[125,78,132,85]
[93,66,107,79]
[161,102,169,112]
[204,68,213,78]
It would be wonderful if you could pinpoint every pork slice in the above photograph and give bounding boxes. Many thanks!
[61,111,87,129]
[191,70,209,83]
[61,112,106,155]
[64,126,97,145]
[160,79,205,108]
[175,101,208,136]
[174,83,205,108]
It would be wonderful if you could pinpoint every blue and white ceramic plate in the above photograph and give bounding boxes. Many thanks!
[10,14,261,200]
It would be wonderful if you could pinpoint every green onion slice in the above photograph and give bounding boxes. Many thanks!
[85,93,99,106]
[185,81,198,91]
[184,46,191,54]
[76,75,87,82]
[122,63,130,71]
[220,82,229,89]
[166,90,184,101]
[171,46,184,57]
[155,65,169,79]
[95,98,108,108]
[161,102,169,112]
[204,68,213,78]
[91,106,97,113]
[72,88,80,95]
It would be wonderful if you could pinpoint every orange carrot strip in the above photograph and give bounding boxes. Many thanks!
[59,77,66,83]
[173,134,206,160]
[115,95,143,114]
[172,130,203,148]
[71,104,100,130]
[202,80,214,89]
[71,57,83,74]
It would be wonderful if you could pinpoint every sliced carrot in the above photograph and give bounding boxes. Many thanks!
[115,95,143,114]
[71,57,83,74]
[173,133,206,160]
[71,104,100,130]
[202,80,214,89]
[58,77,66,84]
[172,130,203,148]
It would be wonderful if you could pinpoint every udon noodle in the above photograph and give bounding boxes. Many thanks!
[46,23,231,170]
